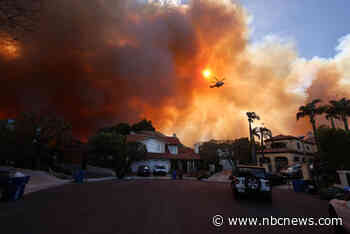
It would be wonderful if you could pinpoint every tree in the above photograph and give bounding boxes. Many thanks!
[88,131,147,178]
[317,125,350,171]
[99,123,131,136]
[0,119,16,164]
[219,138,251,164]
[246,112,260,164]
[296,99,324,152]
[324,104,340,129]
[131,119,155,132]
[89,132,123,156]
[253,126,272,165]
[329,98,350,131]
[199,138,252,170]
[14,113,72,169]
[124,141,147,173]
[88,131,124,171]
[199,140,220,164]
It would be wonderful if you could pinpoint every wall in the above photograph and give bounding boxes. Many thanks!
[258,152,313,173]
[266,139,316,154]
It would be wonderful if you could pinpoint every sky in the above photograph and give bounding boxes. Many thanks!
[157,0,350,59]
[237,0,350,59]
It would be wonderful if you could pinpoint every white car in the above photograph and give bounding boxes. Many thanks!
[329,195,350,233]
[231,165,272,201]
[153,165,168,176]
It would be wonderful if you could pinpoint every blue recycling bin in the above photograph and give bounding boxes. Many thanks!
[344,187,350,192]
[0,176,30,202]
[74,170,85,184]
[10,176,30,201]
[172,170,177,180]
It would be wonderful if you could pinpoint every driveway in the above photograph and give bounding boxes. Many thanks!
[0,180,333,234]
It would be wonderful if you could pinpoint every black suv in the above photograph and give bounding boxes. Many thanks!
[137,165,151,177]
[231,165,272,201]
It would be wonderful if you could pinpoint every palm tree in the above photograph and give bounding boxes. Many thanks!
[324,104,339,129]
[246,112,260,164]
[329,98,350,131]
[253,126,272,165]
[296,99,324,152]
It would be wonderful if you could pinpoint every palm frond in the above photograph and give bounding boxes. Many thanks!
[296,111,305,120]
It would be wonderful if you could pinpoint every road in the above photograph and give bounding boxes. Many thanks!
[0,180,334,234]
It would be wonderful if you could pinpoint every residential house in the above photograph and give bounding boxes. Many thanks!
[128,131,200,174]
[257,134,316,173]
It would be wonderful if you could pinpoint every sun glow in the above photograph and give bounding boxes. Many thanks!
[202,69,212,80]
[0,38,21,60]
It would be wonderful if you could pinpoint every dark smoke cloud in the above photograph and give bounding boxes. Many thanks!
[0,0,246,141]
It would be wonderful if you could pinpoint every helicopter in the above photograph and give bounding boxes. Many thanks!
[210,77,225,88]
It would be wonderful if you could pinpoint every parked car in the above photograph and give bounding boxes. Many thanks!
[280,164,302,179]
[137,165,151,177]
[231,165,272,201]
[329,192,350,233]
[304,180,318,194]
[265,173,286,186]
[320,186,345,200]
[153,165,167,176]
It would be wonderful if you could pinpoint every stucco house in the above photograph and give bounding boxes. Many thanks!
[257,134,316,173]
[127,131,200,174]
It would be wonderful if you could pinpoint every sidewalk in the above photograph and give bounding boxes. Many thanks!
[205,170,231,183]
[16,169,71,195]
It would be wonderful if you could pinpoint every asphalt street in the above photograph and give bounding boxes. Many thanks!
[0,180,334,234]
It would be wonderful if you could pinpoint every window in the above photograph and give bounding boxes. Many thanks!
[297,142,301,149]
[147,140,162,153]
[168,145,178,154]
[271,142,287,149]
[306,145,310,150]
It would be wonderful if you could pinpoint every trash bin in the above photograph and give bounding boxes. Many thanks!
[172,170,177,180]
[8,176,31,201]
[344,186,350,192]
[74,170,85,183]
[292,180,304,192]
